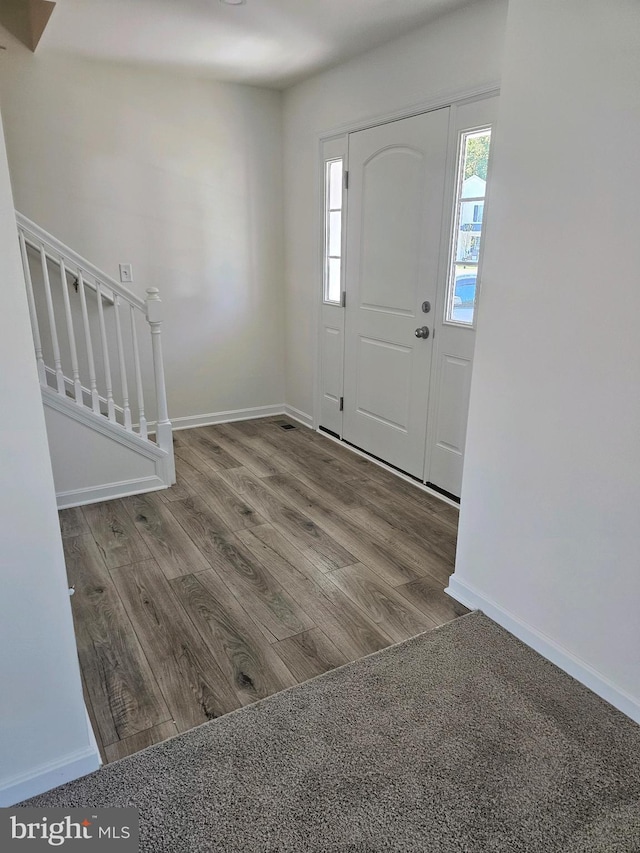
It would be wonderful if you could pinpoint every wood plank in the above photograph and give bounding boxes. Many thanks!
[217,467,357,572]
[237,524,392,660]
[222,418,264,437]
[262,472,435,585]
[235,428,369,510]
[81,670,106,764]
[256,423,368,486]
[154,480,194,503]
[297,470,455,585]
[256,459,454,584]
[82,499,151,569]
[351,491,458,565]
[220,427,299,474]
[104,721,179,763]
[64,535,171,745]
[396,575,470,626]
[357,476,459,535]
[172,430,191,451]
[203,423,284,477]
[277,424,386,480]
[359,465,459,523]
[176,461,266,531]
[300,427,459,521]
[271,459,454,580]
[347,503,455,585]
[121,492,211,579]
[110,558,241,732]
[173,446,223,479]
[167,496,315,641]
[274,628,348,682]
[178,428,243,471]
[153,455,201,503]
[327,563,437,643]
[59,506,90,538]
[171,571,297,705]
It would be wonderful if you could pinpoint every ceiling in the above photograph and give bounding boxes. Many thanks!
[35,0,474,89]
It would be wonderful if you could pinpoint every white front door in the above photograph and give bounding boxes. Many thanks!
[342,108,450,479]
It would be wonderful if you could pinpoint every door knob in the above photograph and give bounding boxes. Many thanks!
[415,326,430,339]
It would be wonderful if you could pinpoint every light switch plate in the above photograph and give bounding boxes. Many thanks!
[119,263,133,283]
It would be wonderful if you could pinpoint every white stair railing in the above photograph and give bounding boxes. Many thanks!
[77,269,101,414]
[16,212,174,471]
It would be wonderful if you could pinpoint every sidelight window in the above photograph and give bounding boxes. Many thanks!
[445,127,491,326]
[323,158,344,304]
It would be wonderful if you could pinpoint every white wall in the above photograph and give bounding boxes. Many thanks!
[43,402,169,508]
[0,107,99,806]
[450,0,640,721]
[0,41,285,425]
[282,0,508,419]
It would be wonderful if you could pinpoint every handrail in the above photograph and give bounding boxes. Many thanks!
[21,233,115,305]
[16,212,145,312]
[16,210,175,486]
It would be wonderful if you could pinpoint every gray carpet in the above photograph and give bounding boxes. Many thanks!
[22,613,640,851]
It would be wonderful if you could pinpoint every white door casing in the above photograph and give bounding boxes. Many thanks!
[318,136,348,437]
[424,96,499,497]
[342,109,450,478]
[316,92,499,500]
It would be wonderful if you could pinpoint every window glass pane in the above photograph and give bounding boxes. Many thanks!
[324,157,343,304]
[329,211,342,257]
[329,160,343,210]
[456,201,484,262]
[451,264,477,323]
[446,128,491,325]
[461,131,490,198]
[327,258,341,304]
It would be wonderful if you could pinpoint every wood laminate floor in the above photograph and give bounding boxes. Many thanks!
[60,418,467,763]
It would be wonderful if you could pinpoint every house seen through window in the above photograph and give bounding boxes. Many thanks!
[446,128,491,325]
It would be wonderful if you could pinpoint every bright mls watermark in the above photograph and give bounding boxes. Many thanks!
[0,808,139,850]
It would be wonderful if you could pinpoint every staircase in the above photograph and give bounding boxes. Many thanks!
[17,212,175,508]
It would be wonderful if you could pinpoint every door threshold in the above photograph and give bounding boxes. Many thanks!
[318,427,460,509]
[423,482,460,505]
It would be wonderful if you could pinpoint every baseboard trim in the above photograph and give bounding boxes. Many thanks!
[446,575,640,725]
[56,476,168,510]
[170,404,314,431]
[283,405,314,429]
[85,705,103,768]
[171,404,286,431]
[0,745,101,807]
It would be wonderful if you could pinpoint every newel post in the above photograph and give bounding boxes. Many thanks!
[145,287,175,484]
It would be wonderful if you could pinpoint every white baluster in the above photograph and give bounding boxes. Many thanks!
[77,271,101,414]
[18,230,47,385]
[95,282,116,422]
[114,297,132,430]
[145,288,174,480]
[130,304,147,440]
[40,245,65,395]
[78,269,100,415]
[59,258,83,405]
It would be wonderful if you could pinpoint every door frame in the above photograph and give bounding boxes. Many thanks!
[313,83,500,498]
[423,99,500,498]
